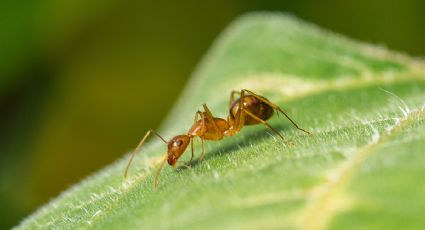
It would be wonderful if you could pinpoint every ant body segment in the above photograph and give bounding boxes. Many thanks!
[124,89,311,190]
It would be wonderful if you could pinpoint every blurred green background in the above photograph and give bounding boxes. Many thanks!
[0,0,424,228]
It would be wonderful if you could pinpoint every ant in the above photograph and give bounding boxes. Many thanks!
[124,89,312,190]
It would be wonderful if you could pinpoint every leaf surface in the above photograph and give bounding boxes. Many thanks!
[15,13,425,230]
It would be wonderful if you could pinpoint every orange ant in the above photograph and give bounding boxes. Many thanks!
[124,89,311,190]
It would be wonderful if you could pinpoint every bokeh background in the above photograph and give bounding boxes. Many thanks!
[1,0,424,228]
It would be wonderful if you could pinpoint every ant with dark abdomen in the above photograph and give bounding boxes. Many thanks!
[124,89,312,190]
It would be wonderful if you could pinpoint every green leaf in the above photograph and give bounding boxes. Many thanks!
[15,13,425,230]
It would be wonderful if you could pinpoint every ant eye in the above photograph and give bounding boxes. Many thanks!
[173,140,183,147]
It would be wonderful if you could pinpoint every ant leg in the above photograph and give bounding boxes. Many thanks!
[189,138,194,163]
[200,136,205,161]
[124,129,167,178]
[153,155,168,191]
[229,90,241,108]
[194,110,202,123]
[202,104,222,134]
[197,110,206,161]
[190,111,202,163]
[241,89,312,135]
[234,89,246,131]
[200,110,207,133]
[243,108,292,145]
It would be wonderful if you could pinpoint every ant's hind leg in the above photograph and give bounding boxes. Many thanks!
[243,109,293,145]
[241,89,312,135]
[274,106,312,135]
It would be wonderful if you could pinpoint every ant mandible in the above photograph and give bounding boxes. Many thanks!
[124,89,312,190]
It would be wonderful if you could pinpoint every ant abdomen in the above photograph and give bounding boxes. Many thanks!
[230,95,274,125]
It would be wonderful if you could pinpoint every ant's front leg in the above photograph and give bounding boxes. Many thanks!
[200,136,205,161]
[199,110,207,161]
[190,138,194,163]
[189,111,203,163]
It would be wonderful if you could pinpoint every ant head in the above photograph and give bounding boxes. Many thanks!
[167,135,190,166]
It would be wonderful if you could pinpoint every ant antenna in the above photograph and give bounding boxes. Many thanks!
[124,129,167,178]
